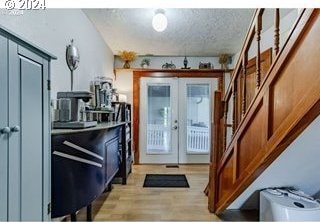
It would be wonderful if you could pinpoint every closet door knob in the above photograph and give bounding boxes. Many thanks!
[0,126,11,134]
[11,125,20,133]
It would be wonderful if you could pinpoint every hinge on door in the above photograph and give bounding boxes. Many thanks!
[47,202,51,214]
[47,80,51,90]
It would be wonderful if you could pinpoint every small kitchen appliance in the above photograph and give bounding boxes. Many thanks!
[92,76,115,112]
[53,91,97,129]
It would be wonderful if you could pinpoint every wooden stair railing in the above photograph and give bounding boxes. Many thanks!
[208,8,320,214]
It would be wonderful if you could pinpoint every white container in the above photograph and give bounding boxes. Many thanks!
[260,189,320,221]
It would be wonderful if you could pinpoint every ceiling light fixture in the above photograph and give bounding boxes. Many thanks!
[152,9,167,32]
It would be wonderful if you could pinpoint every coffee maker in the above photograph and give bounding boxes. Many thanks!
[53,91,98,129]
[92,77,115,112]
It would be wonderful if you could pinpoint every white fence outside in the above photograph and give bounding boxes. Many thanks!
[147,124,209,153]
[187,126,209,153]
[147,124,170,153]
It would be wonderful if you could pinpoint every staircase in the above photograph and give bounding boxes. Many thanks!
[207,9,320,214]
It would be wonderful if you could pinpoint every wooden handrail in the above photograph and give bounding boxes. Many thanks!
[209,8,320,214]
[222,9,265,153]
[220,7,302,166]
[223,9,263,101]
[221,8,286,152]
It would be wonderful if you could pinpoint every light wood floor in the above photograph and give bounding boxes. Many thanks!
[77,164,220,221]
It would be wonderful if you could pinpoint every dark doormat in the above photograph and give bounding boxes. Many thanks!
[166,164,179,168]
[143,174,189,188]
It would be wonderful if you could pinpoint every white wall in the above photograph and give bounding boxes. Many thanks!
[228,116,320,210]
[113,69,134,104]
[231,9,298,68]
[224,10,299,146]
[0,9,114,98]
[248,9,298,59]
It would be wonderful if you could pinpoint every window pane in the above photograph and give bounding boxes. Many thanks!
[186,84,210,153]
[147,85,171,153]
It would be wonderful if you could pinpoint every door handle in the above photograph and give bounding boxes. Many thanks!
[11,125,20,133]
[172,125,178,130]
[0,126,11,135]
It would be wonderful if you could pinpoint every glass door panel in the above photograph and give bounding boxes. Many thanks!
[140,78,179,164]
[186,84,210,154]
[147,85,171,154]
[178,78,217,164]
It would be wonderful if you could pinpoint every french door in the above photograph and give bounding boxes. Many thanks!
[140,77,217,164]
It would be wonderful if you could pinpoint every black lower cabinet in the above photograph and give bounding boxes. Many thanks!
[51,125,121,220]
[105,135,120,186]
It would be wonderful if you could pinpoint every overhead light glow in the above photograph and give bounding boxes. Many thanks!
[152,10,167,32]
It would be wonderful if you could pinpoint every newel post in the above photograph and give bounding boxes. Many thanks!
[208,91,223,213]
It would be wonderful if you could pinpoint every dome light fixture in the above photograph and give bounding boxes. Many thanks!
[152,9,167,32]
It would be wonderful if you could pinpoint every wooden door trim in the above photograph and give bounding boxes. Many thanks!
[133,69,226,164]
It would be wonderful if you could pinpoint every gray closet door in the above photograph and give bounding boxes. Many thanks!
[0,35,8,221]
[8,42,46,221]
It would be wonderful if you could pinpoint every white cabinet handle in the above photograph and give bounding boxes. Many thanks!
[0,126,11,134]
[11,125,20,133]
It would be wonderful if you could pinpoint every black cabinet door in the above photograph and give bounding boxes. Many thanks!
[51,126,121,218]
[51,130,106,218]
[105,137,120,185]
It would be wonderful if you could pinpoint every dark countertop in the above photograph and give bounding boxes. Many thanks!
[51,121,126,135]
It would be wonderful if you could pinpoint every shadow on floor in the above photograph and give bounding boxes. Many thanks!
[218,210,259,221]
[62,188,111,221]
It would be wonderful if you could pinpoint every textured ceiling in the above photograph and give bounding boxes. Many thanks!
[83,9,255,56]
[83,9,294,57]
